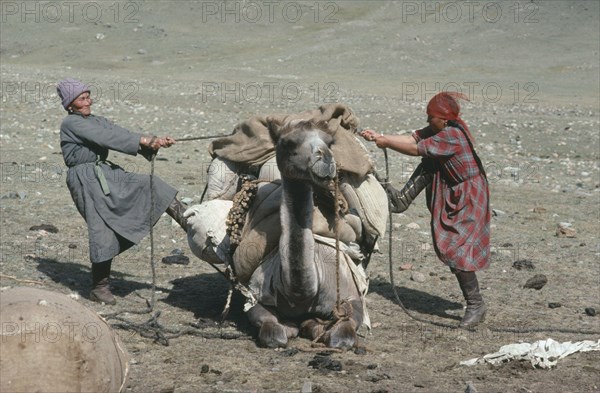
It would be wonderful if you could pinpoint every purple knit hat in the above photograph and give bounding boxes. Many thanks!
[56,78,90,110]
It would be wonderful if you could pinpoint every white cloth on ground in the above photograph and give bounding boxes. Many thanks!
[460,338,600,368]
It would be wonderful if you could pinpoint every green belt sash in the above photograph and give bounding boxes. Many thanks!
[95,156,110,195]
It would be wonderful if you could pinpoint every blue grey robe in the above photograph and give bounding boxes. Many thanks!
[60,113,177,263]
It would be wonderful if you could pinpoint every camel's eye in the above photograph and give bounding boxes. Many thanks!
[279,138,297,155]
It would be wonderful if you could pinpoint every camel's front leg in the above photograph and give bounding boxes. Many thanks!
[323,316,358,349]
[247,303,299,348]
[300,299,363,349]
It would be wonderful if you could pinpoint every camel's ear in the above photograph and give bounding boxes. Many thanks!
[267,117,285,144]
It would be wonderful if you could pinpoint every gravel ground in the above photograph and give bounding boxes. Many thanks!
[1,1,599,392]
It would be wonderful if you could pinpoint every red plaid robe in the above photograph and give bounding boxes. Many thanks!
[413,127,491,271]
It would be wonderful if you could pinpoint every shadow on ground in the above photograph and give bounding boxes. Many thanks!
[35,257,173,299]
[36,257,255,339]
[369,276,463,322]
[162,272,255,335]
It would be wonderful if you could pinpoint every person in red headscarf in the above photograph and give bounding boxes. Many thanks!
[360,92,490,328]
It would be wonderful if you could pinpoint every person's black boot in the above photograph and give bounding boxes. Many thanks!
[378,159,434,213]
[166,197,188,232]
[454,270,486,328]
[90,260,116,305]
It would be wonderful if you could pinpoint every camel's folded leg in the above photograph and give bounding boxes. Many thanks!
[299,299,363,350]
[247,303,299,348]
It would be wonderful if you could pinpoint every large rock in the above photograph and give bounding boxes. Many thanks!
[0,286,129,393]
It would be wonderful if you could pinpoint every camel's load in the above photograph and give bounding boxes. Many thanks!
[185,103,388,321]
[0,286,129,392]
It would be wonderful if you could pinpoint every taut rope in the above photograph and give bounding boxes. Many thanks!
[175,134,230,142]
[149,154,157,310]
[334,171,341,309]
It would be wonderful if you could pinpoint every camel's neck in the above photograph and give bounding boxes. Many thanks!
[279,178,318,301]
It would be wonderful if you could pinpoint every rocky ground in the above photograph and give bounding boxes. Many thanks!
[1,1,599,392]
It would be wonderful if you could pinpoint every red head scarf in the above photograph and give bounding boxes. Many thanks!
[427,92,474,142]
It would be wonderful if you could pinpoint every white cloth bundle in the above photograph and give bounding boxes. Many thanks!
[460,338,600,368]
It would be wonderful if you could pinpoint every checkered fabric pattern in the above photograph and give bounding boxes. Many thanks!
[413,126,491,271]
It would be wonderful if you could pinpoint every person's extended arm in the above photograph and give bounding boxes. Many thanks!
[359,129,419,156]
[140,135,176,150]
[64,115,175,154]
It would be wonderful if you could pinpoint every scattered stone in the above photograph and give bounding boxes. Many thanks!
[95,33,105,40]
[354,346,367,355]
[200,364,209,373]
[366,372,391,383]
[465,381,478,393]
[410,271,426,283]
[180,197,193,205]
[29,224,59,233]
[516,388,532,393]
[512,259,535,270]
[532,206,547,213]
[406,222,421,230]
[584,307,596,317]
[492,209,506,216]
[137,48,147,55]
[548,302,562,309]
[523,274,548,290]
[161,254,190,265]
[301,380,312,393]
[1,191,27,200]
[556,222,577,238]
[399,263,413,271]
[308,353,342,371]
[280,348,298,357]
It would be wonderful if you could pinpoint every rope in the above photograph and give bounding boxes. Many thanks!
[0,274,45,285]
[149,154,157,311]
[104,152,252,345]
[175,133,230,142]
[380,149,600,335]
[334,172,341,309]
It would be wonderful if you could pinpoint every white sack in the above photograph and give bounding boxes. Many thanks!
[205,157,240,200]
[185,200,233,264]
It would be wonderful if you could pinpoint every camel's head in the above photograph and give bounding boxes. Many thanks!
[269,119,336,188]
